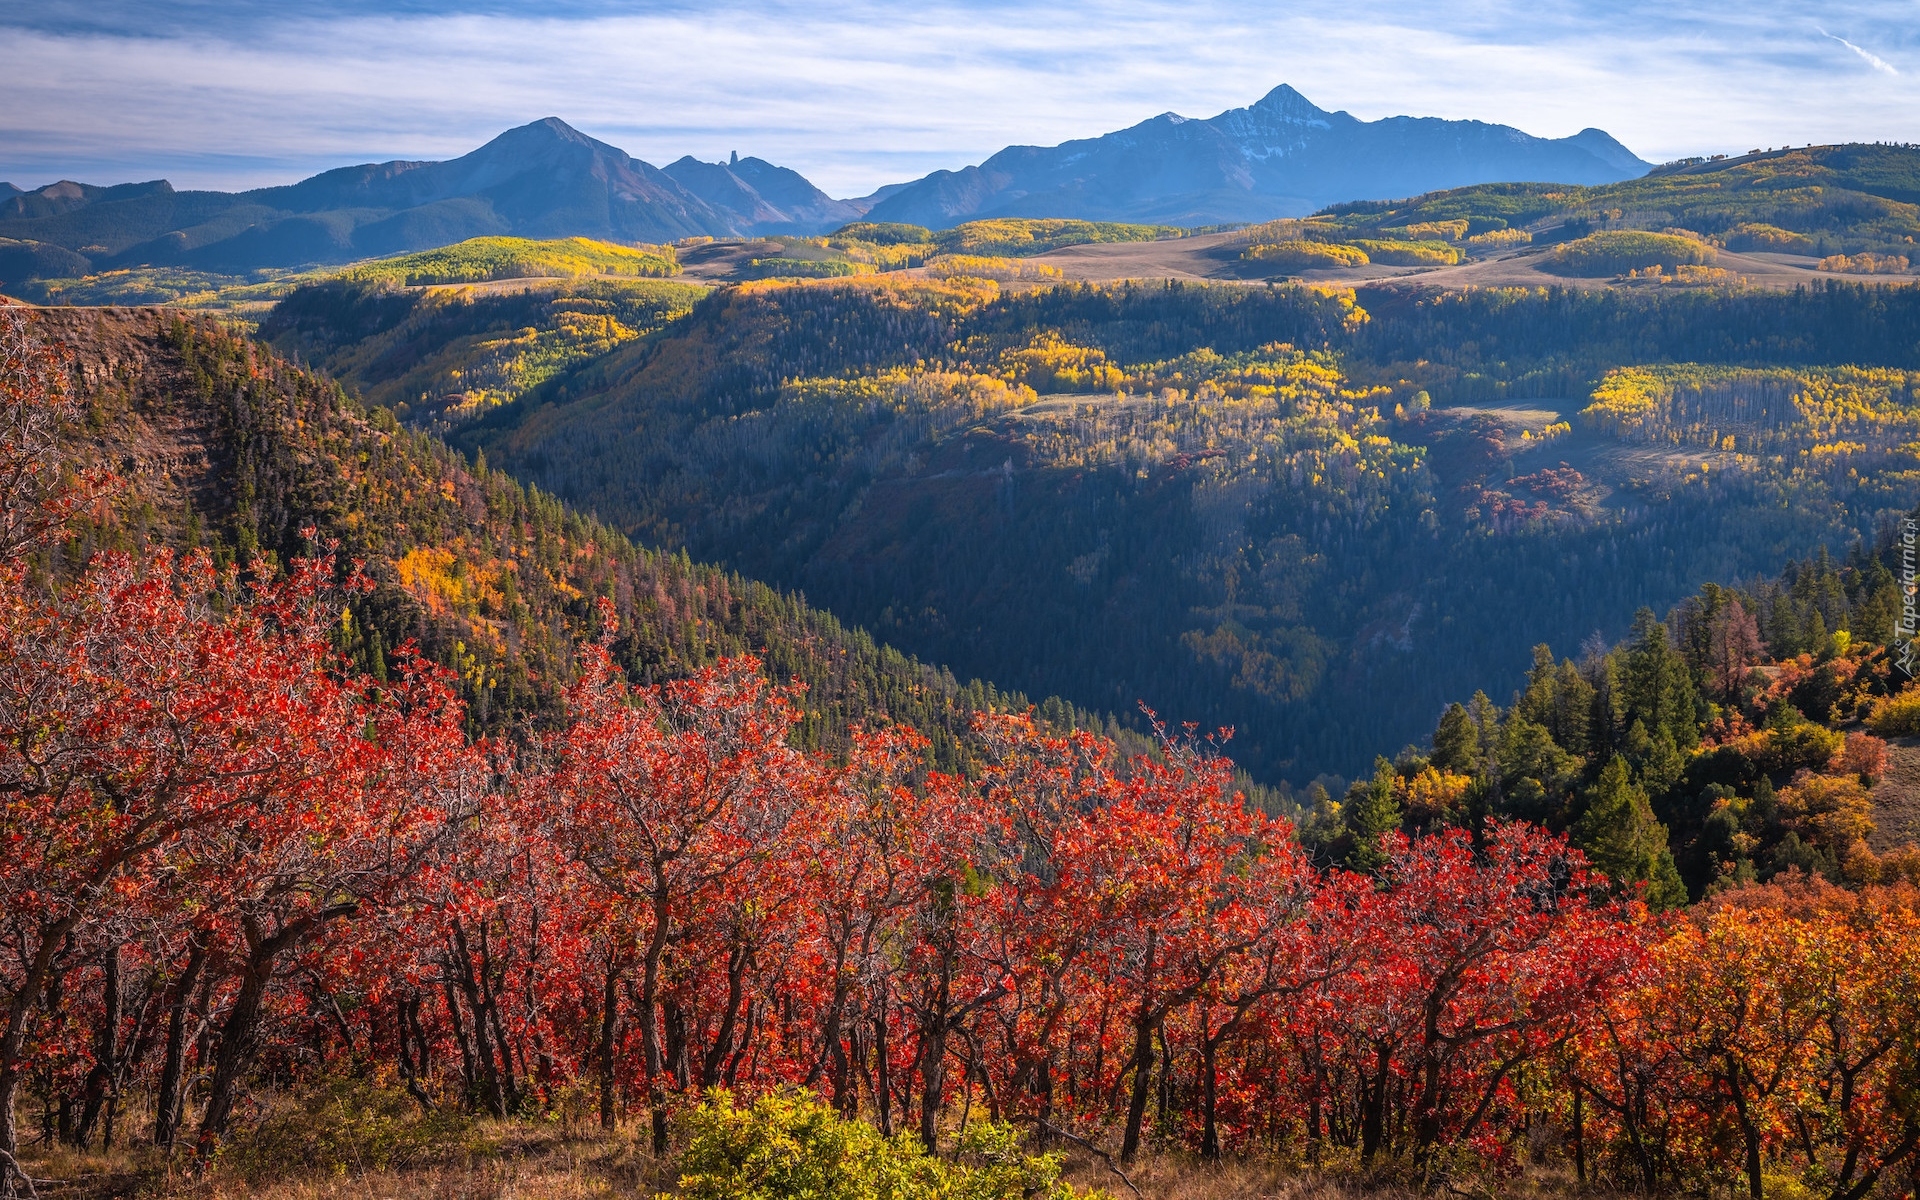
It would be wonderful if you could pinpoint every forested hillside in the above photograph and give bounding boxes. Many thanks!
[22,305,1111,771]
[11,301,1920,1200]
[1310,548,1916,901]
[330,275,1920,785]
[1315,143,1920,266]
[262,277,707,430]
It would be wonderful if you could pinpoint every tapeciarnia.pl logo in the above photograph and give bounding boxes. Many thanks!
[1900,517,1919,677]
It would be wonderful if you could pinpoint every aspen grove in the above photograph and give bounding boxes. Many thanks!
[6,308,1920,1200]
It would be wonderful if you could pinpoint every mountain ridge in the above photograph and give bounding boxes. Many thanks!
[864,85,1650,228]
[1,88,1650,286]
[0,119,840,279]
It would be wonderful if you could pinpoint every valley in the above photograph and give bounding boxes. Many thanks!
[10,75,1920,1197]
[9,289,1920,1200]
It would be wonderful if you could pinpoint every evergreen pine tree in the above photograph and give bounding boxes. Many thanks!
[1621,608,1701,749]
[1578,755,1687,908]
[1551,658,1596,756]
[1466,690,1503,764]
[1516,645,1558,728]
[1343,756,1402,875]
[1431,704,1477,775]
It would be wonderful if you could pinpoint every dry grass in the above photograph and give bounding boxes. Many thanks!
[1057,1154,1607,1200]
[16,1146,1583,1200]
[12,1092,1601,1200]
[12,1141,1611,1200]
[13,1123,667,1200]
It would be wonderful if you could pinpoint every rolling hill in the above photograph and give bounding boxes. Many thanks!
[1311,143,1920,261]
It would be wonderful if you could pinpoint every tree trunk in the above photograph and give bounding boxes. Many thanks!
[1155,1021,1172,1135]
[664,999,691,1092]
[1572,1087,1586,1184]
[195,907,353,1161]
[154,936,207,1144]
[1119,1017,1157,1163]
[639,884,672,1156]
[873,1006,894,1138]
[0,917,78,1170]
[1120,929,1157,1165]
[725,1000,757,1088]
[1200,1037,1221,1161]
[597,959,621,1131]
[449,924,505,1117]
[474,926,521,1113]
[194,944,277,1158]
[75,944,122,1149]
[441,979,478,1105]
[1729,1070,1764,1200]
[396,996,434,1114]
[703,942,749,1087]
[809,943,851,1102]
[918,1026,946,1153]
[1359,1042,1392,1163]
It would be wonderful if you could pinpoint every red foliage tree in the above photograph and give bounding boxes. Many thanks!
[531,641,818,1150]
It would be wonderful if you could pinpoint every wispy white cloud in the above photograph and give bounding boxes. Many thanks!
[1822,29,1899,74]
[1,1,1918,194]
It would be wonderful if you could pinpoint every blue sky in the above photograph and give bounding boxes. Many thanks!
[2,0,1917,197]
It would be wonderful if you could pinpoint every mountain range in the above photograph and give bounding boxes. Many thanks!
[0,119,856,277]
[0,86,1648,283]
[863,85,1648,227]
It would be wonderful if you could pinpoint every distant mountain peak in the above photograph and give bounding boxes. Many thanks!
[0,120,856,274]
[1563,127,1649,175]
[480,117,610,158]
[662,154,862,234]
[864,84,1649,228]
[1247,84,1331,121]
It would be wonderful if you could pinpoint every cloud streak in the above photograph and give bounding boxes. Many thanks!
[2,1,1918,195]
[1823,29,1899,74]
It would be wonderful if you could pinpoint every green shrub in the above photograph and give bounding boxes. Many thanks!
[1756,723,1845,774]
[1724,223,1815,253]
[1543,231,1715,277]
[831,222,935,246]
[1241,240,1370,270]
[677,1089,1100,1200]
[938,219,1179,258]
[220,1076,478,1178]
[334,236,679,285]
[743,258,869,279]
[1349,238,1462,266]
[1762,1169,1823,1200]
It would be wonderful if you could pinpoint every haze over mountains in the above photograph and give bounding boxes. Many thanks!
[0,86,1650,282]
